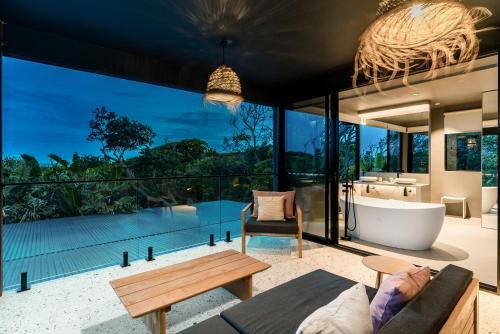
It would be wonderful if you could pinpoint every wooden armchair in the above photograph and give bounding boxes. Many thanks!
[241,202,303,258]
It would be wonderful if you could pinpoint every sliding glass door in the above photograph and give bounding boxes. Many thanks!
[284,106,327,238]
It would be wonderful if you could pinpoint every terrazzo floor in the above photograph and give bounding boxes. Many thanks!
[0,237,499,334]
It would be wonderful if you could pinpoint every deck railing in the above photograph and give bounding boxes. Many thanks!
[1,173,275,290]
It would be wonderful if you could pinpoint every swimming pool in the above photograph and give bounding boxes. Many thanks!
[2,200,246,290]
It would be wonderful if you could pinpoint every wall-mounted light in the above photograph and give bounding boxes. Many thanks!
[358,102,430,120]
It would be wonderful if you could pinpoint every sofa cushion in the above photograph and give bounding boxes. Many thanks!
[378,264,473,334]
[371,266,430,332]
[245,216,299,235]
[176,316,239,334]
[296,282,373,334]
[221,269,378,334]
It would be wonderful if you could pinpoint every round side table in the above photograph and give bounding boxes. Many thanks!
[362,255,414,288]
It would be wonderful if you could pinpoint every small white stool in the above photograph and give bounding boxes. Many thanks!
[441,196,467,219]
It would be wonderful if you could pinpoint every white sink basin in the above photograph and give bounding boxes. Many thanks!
[395,178,417,185]
[360,176,378,182]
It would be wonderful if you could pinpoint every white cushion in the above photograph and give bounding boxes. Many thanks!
[257,196,285,221]
[296,283,373,334]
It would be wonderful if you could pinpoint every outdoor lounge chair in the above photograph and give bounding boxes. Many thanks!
[241,196,302,258]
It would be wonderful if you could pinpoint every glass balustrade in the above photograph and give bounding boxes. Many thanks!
[1,174,275,290]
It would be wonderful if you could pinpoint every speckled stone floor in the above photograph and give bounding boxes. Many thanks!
[0,237,499,334]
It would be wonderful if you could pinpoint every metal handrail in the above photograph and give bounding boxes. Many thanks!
[2,173,277,187]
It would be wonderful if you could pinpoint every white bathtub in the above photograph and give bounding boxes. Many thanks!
[482,186,498,214]
[339,195,445,250]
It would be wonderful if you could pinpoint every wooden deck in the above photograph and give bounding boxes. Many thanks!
[2,201,245,290]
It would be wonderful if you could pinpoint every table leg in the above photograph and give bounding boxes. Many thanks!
[223,276,252,300]
[143,307,170,334]
[376,272,383,288]
[160,309,167,334]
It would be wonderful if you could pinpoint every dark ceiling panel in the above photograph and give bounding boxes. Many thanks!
[1,0,499,92]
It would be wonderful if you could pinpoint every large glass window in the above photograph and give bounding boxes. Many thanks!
[1,56,275,289]
[482,131,498,187]
[285,109,326,237]
[360,125,387,173]
[339,122,358,181]
[409,132,429,173]
[388,130,401,172]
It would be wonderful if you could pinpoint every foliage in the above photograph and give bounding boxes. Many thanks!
[223,104,273,174]
[482,134,498,186]
[3,104,274,224]
[339,122,357,181]
[360,138,387,173]
[87,106,156,163]
[411,133,429,173]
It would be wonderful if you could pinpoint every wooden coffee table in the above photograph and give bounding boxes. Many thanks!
[362,255,414,288]
[110,249,270,334]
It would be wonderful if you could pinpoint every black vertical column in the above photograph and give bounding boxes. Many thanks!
[497,62,500,295]
[355,124,361,180]
[324,95,330,241]
[275,105,286,191]
[0,20,4,297]
[386,130,391,172]
[399,132,404,172]
[330,91,340,244]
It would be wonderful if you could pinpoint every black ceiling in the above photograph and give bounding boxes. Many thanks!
[1,0,499,103]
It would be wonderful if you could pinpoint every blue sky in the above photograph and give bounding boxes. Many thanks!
[360,125,387,152]
[285,111,325,154]
[2,57,274,164]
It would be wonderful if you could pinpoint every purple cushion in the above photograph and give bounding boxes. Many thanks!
[370,266,430,333]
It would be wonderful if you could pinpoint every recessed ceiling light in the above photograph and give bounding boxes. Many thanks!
[434,102,441,106]
[412,93,419,96]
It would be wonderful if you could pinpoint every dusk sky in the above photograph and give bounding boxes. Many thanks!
[1,57,274,164]
[360,125,387,152]
[2,56,385,166]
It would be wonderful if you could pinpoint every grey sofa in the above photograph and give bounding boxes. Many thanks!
[179,264,477,334]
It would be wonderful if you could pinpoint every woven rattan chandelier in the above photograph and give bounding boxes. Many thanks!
[353,0,491,89]
[204,40,243,111]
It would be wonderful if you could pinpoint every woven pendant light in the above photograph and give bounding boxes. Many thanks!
[353,0,492,90]
[204,40,243,111]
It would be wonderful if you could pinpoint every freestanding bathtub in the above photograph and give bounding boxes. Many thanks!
[482,186,498,214]
[339,195,445,250]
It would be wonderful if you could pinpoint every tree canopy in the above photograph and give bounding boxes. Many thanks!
[87,107,156,163]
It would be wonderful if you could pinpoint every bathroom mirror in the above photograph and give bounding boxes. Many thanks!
[445,132,481,171]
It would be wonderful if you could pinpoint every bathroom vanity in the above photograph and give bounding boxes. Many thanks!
[353,180,431,202]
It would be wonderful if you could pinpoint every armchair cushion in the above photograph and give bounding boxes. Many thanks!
[245,216,299,235]
[257,196,286,221]
[252,190,296,218]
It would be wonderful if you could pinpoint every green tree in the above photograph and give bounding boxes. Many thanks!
[87,106,156,166]
[223,104,273,173]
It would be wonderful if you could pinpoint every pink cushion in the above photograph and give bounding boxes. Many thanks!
[252,190,296,218]
[370,266,430,333]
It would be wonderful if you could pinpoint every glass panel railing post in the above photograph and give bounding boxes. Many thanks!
[219,176,222,241]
